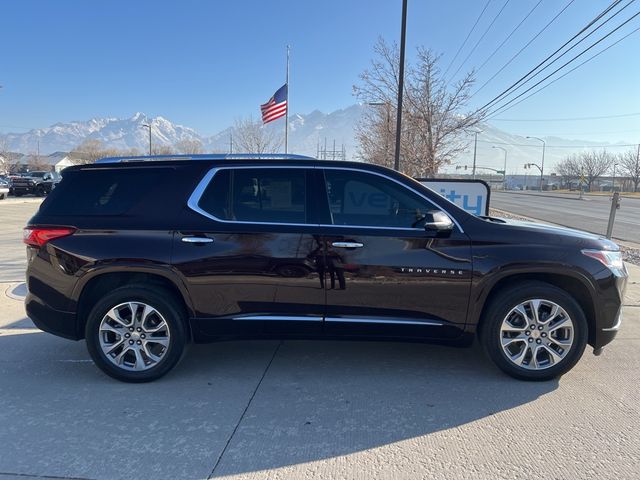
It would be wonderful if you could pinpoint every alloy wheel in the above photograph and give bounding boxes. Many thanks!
[98,302,171,371]
[499,299,574,370]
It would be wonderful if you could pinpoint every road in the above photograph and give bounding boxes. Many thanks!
[1,197,640,479]
[491,191,640,243]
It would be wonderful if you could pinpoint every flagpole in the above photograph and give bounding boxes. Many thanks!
[285,45,290,154]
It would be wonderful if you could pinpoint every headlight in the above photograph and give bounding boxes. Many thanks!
[582,249,624,270]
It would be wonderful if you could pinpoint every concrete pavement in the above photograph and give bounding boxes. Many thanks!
[1,198,640,479]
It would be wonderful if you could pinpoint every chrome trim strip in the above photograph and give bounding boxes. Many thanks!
[187,165,463,233]
[602,313,622,332]
[233,315,323,322]
[332,242,364,248]
[325,317,443,327]
[181,236,214,243]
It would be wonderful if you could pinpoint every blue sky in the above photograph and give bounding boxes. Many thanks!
[1,0,639,143]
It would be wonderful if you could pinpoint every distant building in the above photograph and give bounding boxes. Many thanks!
[11,152,78,173]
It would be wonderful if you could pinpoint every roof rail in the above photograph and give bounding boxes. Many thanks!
[95,153,316,164]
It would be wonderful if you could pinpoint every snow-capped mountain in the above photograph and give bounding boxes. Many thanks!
[1,106,633,170]
[0,112,202,154]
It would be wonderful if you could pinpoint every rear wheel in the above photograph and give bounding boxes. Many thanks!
[480,281,588,381]
[85,286,187,382]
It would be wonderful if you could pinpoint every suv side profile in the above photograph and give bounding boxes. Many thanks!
[24,154,627,382]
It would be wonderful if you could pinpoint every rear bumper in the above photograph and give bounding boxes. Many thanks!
[25,292,80,340]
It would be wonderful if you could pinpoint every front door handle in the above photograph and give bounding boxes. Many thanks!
[331,241,364,248]
[181,236,214,244]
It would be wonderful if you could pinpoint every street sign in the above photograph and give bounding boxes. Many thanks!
[416,178,490,216]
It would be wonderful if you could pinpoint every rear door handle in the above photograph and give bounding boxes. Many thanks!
[331,241,364,248]
[181,236,214,244]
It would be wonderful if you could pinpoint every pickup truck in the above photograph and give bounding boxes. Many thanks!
[11,171,60,197]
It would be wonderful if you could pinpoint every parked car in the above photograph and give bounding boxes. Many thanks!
[11,170,59,196]
[0,179,9,199]
[24,154,628,382]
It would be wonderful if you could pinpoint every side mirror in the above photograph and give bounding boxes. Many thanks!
[423,210,454,232]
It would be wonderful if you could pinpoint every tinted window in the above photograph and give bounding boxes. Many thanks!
[40,168,167,216]
[198,168,308,223]
[324,169,432,228]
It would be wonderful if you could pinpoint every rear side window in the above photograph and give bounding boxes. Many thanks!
[198,168,308,224]
[40,168,167,216]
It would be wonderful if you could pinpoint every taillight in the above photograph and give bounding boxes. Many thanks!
[23,227,76,248]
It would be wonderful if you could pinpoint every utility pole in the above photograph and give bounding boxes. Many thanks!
[472,131,480,179]
[229,133,233,154]
[141,124,152,155]
[612,162,618,192]
[393,0,408,172]
[527,136,546,191]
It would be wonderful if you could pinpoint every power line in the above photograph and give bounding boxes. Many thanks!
[443,0,492,77]
[472,0,576,98]
[448,0,511,82]
[492,112,640,122]
[477,139,638,148]
[486,24,640,119]
[478,0,626,112]
[475,0,543,74]
[485,10,640,117]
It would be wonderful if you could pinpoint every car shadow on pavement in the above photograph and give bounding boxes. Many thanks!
[0,325,558,480]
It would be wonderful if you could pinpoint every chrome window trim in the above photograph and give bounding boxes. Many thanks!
[187,165,463,233]
[233,315,323,322]
[325,317,443,327]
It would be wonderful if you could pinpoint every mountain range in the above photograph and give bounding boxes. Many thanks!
[1,106,634,170]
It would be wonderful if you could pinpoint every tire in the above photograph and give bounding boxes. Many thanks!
[85,285,187,382]
[480,281,588,381]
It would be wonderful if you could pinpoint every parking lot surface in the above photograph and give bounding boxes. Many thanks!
[1,199,639,479]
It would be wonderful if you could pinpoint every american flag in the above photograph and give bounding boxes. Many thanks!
[260,84,288,124]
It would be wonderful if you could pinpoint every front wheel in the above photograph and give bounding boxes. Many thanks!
[480,281,588,381]
[85,286,187,382]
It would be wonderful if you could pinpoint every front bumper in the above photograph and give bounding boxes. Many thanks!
[592,265,628,351]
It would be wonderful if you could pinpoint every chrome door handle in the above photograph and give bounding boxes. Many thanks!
[331,241,364,248]
[181,236,214,244]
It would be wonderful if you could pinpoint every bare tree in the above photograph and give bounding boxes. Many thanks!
[232,116,282,154]
[619,147,640,192]
[69,139,106,164]
[353,37,483,176]
[0,139,10,175]
[555,155,581,187]
[27,152,50,172]
[175,139,203,154]
[151,145,176,155]
[580,149,613,191]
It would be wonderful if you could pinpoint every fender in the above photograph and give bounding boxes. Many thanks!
[465,262,598,332]
[69,262,196,318]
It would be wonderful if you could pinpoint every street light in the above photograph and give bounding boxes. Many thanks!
[526,136,546,191]
[141,123,152,155]
[492,146,507,190]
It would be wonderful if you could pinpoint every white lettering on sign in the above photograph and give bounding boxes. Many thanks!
[418,180,489,216]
